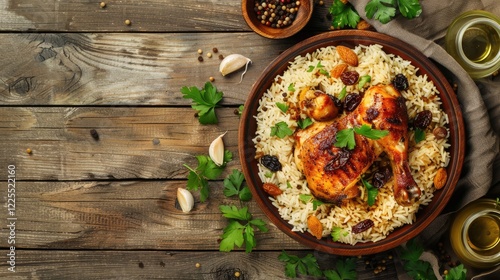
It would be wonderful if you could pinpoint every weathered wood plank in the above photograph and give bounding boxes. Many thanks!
[0,107,243,180]
[0,250,398,279]
[0,32,301,106]
[0,0,333,32]
[1,180,306,251]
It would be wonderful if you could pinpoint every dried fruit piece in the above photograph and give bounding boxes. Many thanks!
[344,93,362,112]
[336,45,358,67]
[209,132,227,166]
[413,110,432,129]
[307,215,323,239]
[260,155,282,172]
[357,20,371,30]
[262,182,283,197]
[433,127,448,140]
[434,168,448,189]
[340,71,360,85]
[352,219,374,234]
[392,74,409,91]
[330,63,348,79]
[177,188,194,213]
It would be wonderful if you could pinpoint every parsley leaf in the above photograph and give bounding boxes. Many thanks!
[299,194,324,210]
[271,121,294,138]
[397,0,422,19]
[415,127,425,143]
[445,264,467,280]
[358,75,371,90]
[180,82,223,124]
[365,0,397,24]
[400,238,424,262]
[354,124,389,140]
[323,258,357,280]
[184,150,232,202]
[361,177,378,206]
[223,169,252,201]
[334,128,356,150]
[297,117,313,129]
[329,0,361,28]
[219,205,268,253]
[288,83,296,92]
[276,102,289,113]
[278,251,323,278]
[237,105,244,117]
[331,226,349,242]
[399,239,438,280]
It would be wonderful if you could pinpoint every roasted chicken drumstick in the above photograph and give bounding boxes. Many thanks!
[294,84,420,206]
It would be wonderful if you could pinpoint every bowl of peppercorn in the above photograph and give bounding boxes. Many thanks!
[242,0,314,39]
[239,30,465,256]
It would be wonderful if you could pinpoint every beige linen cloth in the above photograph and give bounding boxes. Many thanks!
[350,0,500,278]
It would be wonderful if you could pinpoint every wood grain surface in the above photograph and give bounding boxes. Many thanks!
[0,0,409,279]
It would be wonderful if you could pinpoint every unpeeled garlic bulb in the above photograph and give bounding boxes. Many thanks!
[177,188,194,213]
[209,132,227,166]
[219,54,252,83]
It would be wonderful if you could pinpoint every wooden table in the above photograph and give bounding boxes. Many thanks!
[0,1,435,278]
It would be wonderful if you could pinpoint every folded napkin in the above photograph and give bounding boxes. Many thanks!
[351,0,500,278]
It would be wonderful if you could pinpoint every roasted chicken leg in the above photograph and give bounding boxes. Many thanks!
[294,84,420,206]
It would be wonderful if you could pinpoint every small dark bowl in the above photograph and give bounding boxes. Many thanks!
[239,30,465,256]
[242,0,314,39]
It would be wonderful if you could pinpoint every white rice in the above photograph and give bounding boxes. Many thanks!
[253,44,450,245]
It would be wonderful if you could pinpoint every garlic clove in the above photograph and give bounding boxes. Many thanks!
[219,54,252,83]
[177,188,194,213]
[209,132,227,166]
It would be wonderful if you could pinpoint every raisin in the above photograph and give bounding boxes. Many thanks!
[260,155,282,172]
[324,148,351,172]
[392,74,409,91]
[433,126,448,139]
[413,110,432,129]
[344,93,362,112]
[365,107,379,122]
[340,71,360,85]
[352,219,374,234]
[372,165,393,189]
[330,95,344,115]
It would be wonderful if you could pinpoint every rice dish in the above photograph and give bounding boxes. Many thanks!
[253,44,450,245]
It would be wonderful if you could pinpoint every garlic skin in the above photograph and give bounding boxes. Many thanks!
[177,188,194,213]
[219,54,252,83]
[209,132,227,166]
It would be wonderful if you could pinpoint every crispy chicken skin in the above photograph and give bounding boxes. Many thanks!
[294,84,420,206]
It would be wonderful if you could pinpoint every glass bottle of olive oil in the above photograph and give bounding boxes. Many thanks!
[449,198,500,268]
[445,10,500,79]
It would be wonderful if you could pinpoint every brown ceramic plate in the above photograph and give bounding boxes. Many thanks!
[239,30,465,255]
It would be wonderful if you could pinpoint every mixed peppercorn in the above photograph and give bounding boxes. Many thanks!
[254,0,302,28]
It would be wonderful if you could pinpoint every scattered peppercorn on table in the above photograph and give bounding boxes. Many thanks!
[0,1,476,279]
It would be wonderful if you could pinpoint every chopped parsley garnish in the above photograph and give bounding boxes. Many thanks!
[219,205,268,253]
[271,121,294,138]
[180,82,223,124]
[223,169,252,201]
[288,83,296,92]
[299,194,324,210]
[297,117,313,129]
[307,61,330,77]
[276,102,289,113]
[414,127,425,143]
[361,177,378,206]
[184,150,232,202]
[335,125,389,150]
[331,226,349,242]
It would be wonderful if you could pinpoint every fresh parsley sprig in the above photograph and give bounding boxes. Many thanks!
[329,0,422,26]
[331,226,349,242]
[335,124,389,150]
[297,117,313,129]
[278,251,323,278]
[184,150,232,202]
[323,258,357,280]
[223,169,252,201]
[180,82,223,124]
[329,0,361,28]
[219,205,268,253]
[299,194,325,210]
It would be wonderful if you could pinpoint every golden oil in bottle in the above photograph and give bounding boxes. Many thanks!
[445,10,500,79]
[450,198,500,269]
